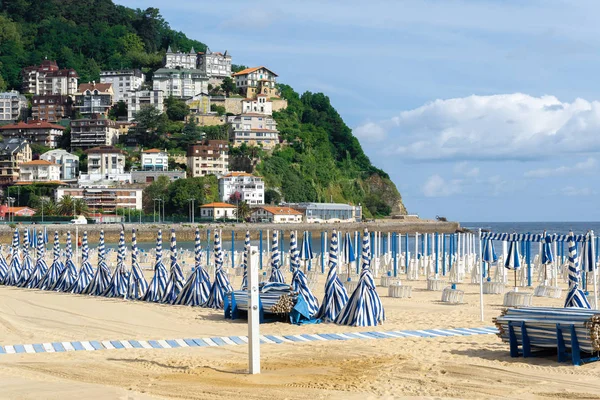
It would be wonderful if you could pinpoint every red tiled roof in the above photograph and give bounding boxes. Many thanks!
[232,66,278,77]
[223,172,255,178]
[85,146,124,155]
[78,83,112,93]
[20,160,58,166]
[257,206,302,216]
[200,202,236,208]
[0,120,65,131]
[142,149,164,153]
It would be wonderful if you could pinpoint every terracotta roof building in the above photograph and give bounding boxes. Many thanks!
[21,60,79,96]
[0,120,65,148]
[74,82,114,117]
[232,66,278,99]
[18,159,61,183]
[199,202,236,221]
[250,206,303,223]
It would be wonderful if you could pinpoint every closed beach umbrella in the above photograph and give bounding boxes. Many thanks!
[240,230,250,290]
[269,230,285,283]
[176,228,211,306]
[290,231,319,318]
[565,231,591,308]
[343,232,356,279]
[127,229,148,300]
[143,230,168,302]
[55,231,78,292]
[5,229,21,286]
[104,230,128,298]
[17,229,34,287]
[482,237,497,279]
[161,229,185,303]
[580,231,597,308]
[300,231,314,271]
[318,230,348,322]
[0,245,8,283]
[335,229,385,326]
[85,230,112,295]
[39,231,63,290]
[206,231,233,309]
[26,231,48,289]
[540,232,554,284]
[505,233,521,290]
[70,231,95,294]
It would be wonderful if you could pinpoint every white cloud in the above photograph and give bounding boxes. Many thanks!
[355,93,600,161]
[454,162,480,177]
[524,157,597,178]
[422,175,462,197]
[354,122,388,143]
[560,186,595,196]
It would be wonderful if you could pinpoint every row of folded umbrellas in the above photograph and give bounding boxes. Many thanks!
[0,227,386,327]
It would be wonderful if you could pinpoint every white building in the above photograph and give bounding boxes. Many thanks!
[198,48,231,83]
[227,113,279,150]
[0,91,27,122]
[153,68,208,99]
[187,140,229,177]
[141,148,168,171]
[284,203,363,223]
[56,187,143,212]
[78,146,131,186]
[241,95,272,115]
[18,160,61,183]
[21,60,79,96]
[232,66,278,98]
[250,206,303,223]
[199,202,236,221]
[124,90,164,121]
[218,172,264,205]
[40,149,79,182]
[164,46,198,69]
[100,69,145,103]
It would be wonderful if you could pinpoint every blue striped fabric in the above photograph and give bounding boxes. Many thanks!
[300,231,314,262]
[504,233,521,271]
[4,229,21,286]
[481,237,497,264]
[206,231,233,309]
[104,230,128,298]
[482,232,588,243]
[127,229,148,300]
[39,231,64,290]
[269,230,285,283]
[17,228,34,287]
[290,231,319,317]
[71,232,95,294]
[144,230,168,302]
[342,232,356,265]
[0,243,9,283]
[26,232,48,289]
[55,231,78,292]
[161,229,185,304]
[336,229,385,327]
[318,230,349,322]
[541,233,554,265]
[581,231,595,273]
[85,230,112,296]
[240,230,250,290]
[565,231,591,308]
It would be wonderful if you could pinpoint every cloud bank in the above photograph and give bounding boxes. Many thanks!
[355,93,600,161]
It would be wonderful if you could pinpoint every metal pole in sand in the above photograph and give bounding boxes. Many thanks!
[248,241,260,374]
[478,228,484,322]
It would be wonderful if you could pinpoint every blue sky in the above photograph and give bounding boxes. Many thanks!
[118,0,600,222]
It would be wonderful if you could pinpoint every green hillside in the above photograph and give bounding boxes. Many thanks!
[0,0,406,218]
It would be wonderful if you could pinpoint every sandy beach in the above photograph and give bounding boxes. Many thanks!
[0,256,598,400]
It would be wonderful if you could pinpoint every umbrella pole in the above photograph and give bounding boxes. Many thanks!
[478,229,484,322]
[514,269,517,292]
[593,230,598,309]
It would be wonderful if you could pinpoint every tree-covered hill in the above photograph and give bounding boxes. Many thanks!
[0,0,406,218]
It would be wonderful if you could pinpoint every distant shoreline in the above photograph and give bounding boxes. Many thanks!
[0,220,460,243]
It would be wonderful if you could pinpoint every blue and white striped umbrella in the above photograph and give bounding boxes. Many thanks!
[55,231,78,292]
[0,245,8,283]
[206,231,233,309]
[581,232,595,273]
[240,230,250,290]
[565,231,591,308]
[176,228,210,306]
[105,230,128,298]
[541,233,554,265]
[300,231,314,261]
[39,231,63,290]
[335,229,385,326]
[71,232,95,294]
[143,230,168,302]
[505,233,521,288]
[318,230,348,322]
[4,229,21,286]
[17,228,34,287]
[269,231,285,283]
[342,232,356,265]
[26,231,48,288]
[161,229,185,304]
[127,229,148,300]
[290,231,319,318]
[482,238,497,264]
[44,226,48,244]
[85,230,112,295]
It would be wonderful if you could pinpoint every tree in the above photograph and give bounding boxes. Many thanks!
[57,194,74,216]
[73,198,90,217]
[221,77,235,97]
[142,175,170,213]
[229,191,242,203]
[231,64,248,73]
[108,101,127,120]
[265,189,281,205]
[165,96,189,121]
[210,104,226,116]
[234,201,251,222]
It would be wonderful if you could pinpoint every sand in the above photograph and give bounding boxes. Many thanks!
[1,264,599,399]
